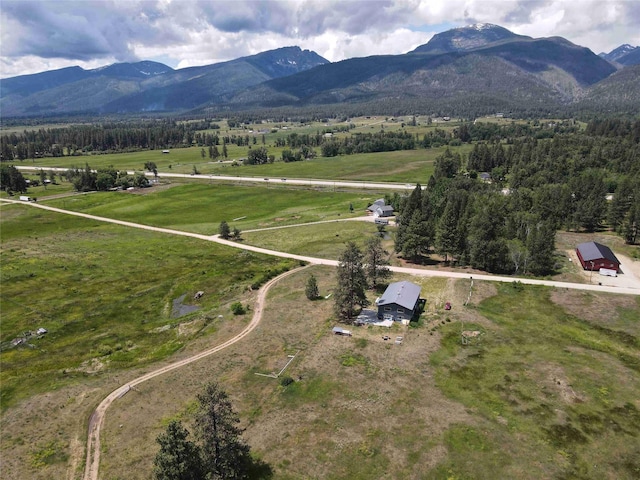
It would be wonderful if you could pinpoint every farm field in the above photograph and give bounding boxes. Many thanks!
[14,146,447,183]
[4,260,638,479]
[42,183,372,233]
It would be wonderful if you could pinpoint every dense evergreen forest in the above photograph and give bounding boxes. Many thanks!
[393,118,640,274]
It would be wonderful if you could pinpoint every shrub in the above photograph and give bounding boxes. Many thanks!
[280,376,295,387]
[230,302,245,315]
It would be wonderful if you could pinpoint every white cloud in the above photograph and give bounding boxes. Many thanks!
[1,0,637,78]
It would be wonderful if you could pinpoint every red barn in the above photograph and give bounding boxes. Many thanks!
[576,241,620,272]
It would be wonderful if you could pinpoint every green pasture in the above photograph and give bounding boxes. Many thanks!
[241,220,387,258]
[14,143,470,183]
[6,114,477,184]
[0,203,297,409]
[429,284,640,479]
[213,148,448,183]
[44,183,371,233]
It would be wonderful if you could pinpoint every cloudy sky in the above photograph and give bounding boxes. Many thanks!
[1,0,639,78]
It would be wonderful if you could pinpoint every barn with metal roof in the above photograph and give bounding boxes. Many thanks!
[576,241,620,272]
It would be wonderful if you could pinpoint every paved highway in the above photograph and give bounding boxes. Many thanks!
[15,166,416,191]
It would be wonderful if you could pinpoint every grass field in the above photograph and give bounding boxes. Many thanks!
[429,284,640,479]
[2,254,639,479]
[42,183,371,233]
[241,220,389,258]
[0,203,297,410]
[14,146,447,183]
[2,146,639,480]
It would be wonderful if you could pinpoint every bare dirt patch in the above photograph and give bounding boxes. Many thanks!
[74,357,107,374]
[535,363,587,405]
[550,289,639,334]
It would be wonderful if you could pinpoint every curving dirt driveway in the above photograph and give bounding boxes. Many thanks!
[82,264,308,480]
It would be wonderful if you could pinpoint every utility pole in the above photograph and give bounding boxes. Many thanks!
[590,261,594,283]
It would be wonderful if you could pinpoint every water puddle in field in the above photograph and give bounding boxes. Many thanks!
[171,294,200,318]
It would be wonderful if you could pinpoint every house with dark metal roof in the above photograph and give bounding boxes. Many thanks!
[376,281,422,322]
[576,241,621,272]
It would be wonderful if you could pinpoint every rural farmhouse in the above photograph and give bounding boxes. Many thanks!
[366,198,394,218]
[376,281,422,322]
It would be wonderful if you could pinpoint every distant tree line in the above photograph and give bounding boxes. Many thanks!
[0,120,222,160]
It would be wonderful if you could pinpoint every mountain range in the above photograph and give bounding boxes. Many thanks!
[1,24,638,118]
[599,44,640,66]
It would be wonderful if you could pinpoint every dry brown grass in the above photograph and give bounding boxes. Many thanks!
[550,289,640,335]
[4,267,637,480]
[1,267,476,480]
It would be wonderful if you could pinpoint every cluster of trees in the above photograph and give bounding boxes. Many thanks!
[321,130,416,157]
[474,133,638,242]
[395,178,557,275]
[273,132,325,148]
[63,164,149,192]
[219,221,242,240]
[244,147,275,165]
[584,118,640,142]
[153,382,270,480]
[395,120,639,274]
[0,164,28,194]
[220,134,264,147]
[333,239,391,320]
[281,145,316,162]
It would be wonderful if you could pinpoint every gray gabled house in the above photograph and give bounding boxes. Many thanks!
[375,205,394,217]
[367,198,386,213]
[376,281,422,322]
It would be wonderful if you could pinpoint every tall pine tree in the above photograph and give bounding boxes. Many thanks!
[334,242,370,320]
[364,236,391,288]
[153,421,203,480]
[195,383,252,480]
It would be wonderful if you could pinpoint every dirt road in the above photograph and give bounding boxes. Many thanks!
[2,198,638,480]
[81,264,308,480]
[3,199,639,296]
